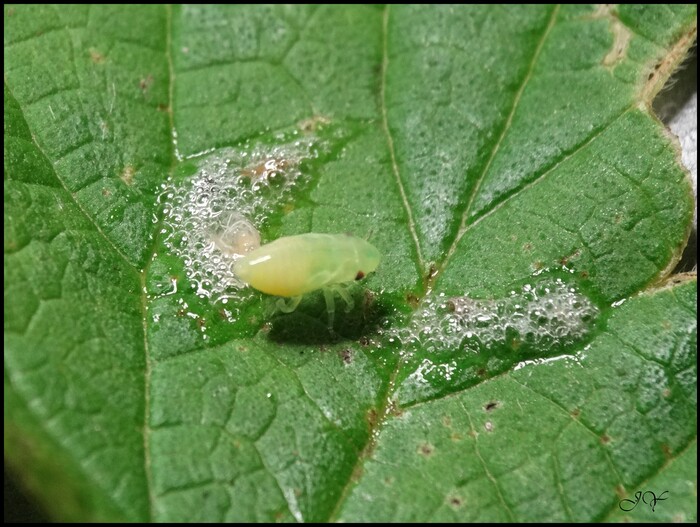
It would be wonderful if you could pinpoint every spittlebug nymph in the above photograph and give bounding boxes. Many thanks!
[233,233,381,329]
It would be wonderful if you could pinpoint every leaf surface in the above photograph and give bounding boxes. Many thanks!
[4,4,697,522]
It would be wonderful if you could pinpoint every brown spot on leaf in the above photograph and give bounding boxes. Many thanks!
[661,443,672,459]
[418,443,434,456]
[571,407,581,418]
[600,434,611,445]
[139,74,154,93]
[102,188,112,197]
[366,408,378,428]
[484,401,499,412]
[121,165,136,186]
[298,115,330,133]
[560,249,581,266]
[523,242,533,252]
[338,348,353,364]
[355,270,365,280]
[447,495,464,509]
[405,292,419,308]
[89,48,106,64]
[387,400,403,417]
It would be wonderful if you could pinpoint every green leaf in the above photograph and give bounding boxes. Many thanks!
[337,277,698,522]
[4,4,697,522]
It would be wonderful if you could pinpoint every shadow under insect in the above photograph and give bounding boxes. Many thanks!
[266,287,390,344]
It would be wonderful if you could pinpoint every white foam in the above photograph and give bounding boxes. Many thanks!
[160,131,322,305]
[390,277,599,355]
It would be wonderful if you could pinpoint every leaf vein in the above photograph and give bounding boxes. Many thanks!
[380,4,425,272]
[450,5,561,243]
[4,82,137,269]
[509,377,626,488]
[460,400,516,521]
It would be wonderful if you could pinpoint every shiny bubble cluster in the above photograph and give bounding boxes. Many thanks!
[393,277,599,355]
[160,132,322,303]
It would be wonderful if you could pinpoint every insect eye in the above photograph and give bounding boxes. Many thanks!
[355,271,365,280]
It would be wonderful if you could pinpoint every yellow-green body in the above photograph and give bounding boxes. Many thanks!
[233,233,380,297]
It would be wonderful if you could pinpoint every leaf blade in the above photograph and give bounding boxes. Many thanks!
[4,4,696,523]
[336,279,697,522]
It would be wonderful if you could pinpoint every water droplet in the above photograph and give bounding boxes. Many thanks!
[388,276,599,356]
[160,131,325,306]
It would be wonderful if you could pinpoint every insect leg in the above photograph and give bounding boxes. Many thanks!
[277,295,303,313]
[333,284,354,312]
[323,287,336,330]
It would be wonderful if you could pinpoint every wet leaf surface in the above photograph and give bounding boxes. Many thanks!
[5,4,697,522]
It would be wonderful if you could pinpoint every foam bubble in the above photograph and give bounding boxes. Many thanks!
[160,131,322,304]
[391,277,599,355]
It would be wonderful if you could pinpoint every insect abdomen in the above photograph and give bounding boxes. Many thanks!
[234,233,380,297]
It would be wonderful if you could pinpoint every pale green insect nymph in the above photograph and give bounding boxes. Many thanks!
[234,233,381,328]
